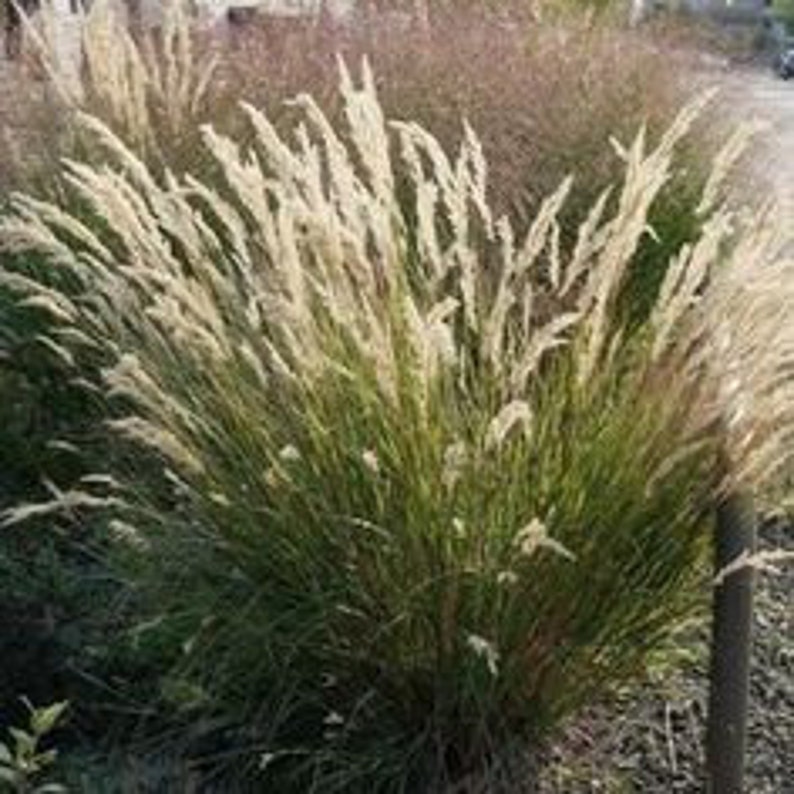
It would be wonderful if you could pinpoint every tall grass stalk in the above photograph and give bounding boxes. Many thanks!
[1,64,793,789]
[20,0,215,161]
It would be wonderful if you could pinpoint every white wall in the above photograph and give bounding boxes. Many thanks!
[190,0,356,23]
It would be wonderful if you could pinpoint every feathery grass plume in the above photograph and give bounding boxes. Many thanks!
[19,0,216,160]
[1,66,792,789]
[216,9,721,238]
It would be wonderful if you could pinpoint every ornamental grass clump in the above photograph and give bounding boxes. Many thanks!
[1,65,793,790]
[1,0,215,190]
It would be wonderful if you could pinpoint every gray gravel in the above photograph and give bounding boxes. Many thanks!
[538,519,793,793]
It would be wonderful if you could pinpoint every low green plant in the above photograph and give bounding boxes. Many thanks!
[772,0,794,33]
[0,249,120,722]
[0,1,225,749]
[0,699,68,793]
[1,64,792,792]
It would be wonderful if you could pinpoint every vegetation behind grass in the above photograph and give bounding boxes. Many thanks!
[216,9,725,327]
[771,0,794,33]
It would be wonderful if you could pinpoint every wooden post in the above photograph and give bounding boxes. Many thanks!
[706,491,756,793]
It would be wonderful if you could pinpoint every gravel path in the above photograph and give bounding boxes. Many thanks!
[726,68,794,204]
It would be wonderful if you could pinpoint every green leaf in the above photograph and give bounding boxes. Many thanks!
[0,743,11,764]
[35,750,58,768]
[34,785,68,794]
[30,702,68,737]
[0,766,19,784]
[8,728,35,758]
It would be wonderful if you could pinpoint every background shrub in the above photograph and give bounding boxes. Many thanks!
[771,0,794,33]
[215,10,724,322]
